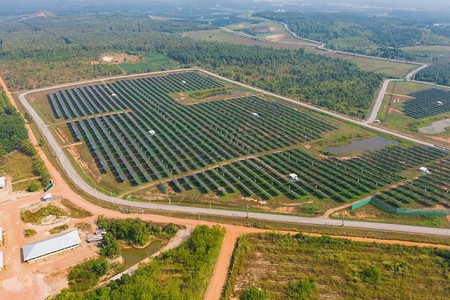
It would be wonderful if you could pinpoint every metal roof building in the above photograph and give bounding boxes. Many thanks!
[22,230,81,262]
[0,177,5,188]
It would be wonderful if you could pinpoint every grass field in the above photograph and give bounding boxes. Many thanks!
[325,53,415,78]
[225,233,450,299]
[119,52,180,74]
[0,151,35,183]
[186,22,414,78]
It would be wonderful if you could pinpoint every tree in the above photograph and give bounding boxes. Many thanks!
[24,112,33,123]
[38,138,45,146]
[27,183,39,192]
[100,232,121,258]
[20,139,37,156]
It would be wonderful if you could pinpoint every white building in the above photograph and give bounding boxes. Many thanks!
[0,177,5,189]
[42,193,52,202]
[111,93,117,98]
[181,80,187,84]
[0,227,2,244]
[288,173,299,181]
[251,112,260,118]
[22,230,81,262]
[0,251,3,270]
[436,101,443,105]
[148,130,156,136]
[418,167,431,175]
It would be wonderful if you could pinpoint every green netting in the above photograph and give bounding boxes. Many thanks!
[371,198,450,215]
[396,208,450,215]
[351,197,373,210]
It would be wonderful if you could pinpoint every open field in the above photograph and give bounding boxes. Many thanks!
[119,52,180,74]
[225,233,450,299]
[325,52,415,78]
[377,81,450,147]
[27,70,450,221]
[186,20,415,78]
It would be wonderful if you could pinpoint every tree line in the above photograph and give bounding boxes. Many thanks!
[256,11,450,61]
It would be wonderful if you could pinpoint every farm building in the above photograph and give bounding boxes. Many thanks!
[0,176,5,189]
[87,228,107,243]
[148,130,156,136]
[0,227,2,244]
[418,167,431,175]
[436,101,443,105]
[22,230,81,262]
[288,173,299,181]
[111,93,117,98]
[0,251,3,270]
[251,112,260,118]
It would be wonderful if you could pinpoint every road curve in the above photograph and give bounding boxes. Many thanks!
[18,69,448,237]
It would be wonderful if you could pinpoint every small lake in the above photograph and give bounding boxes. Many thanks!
[418,119,450,134]
[324,136,399,155]
[121,240,162,269]
[212,89,245,97]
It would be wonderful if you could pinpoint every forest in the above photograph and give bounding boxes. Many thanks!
[0,13,383,117]
[256,11,450,61]
[414,57,450,86]
[57,225,225,299]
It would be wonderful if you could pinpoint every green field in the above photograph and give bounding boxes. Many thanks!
[119,52,181,74]
[225,233,450,299]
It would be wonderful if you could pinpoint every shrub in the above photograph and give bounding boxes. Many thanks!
[241,287,267,300]
[360,266,382,285]
[49,224,69,234]
[27,183,39,192]
[24,229,37,238]
[67,258,110,292]
[286,279,317,299]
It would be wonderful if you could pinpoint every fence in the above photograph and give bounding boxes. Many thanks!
[352,197,450,215]
[351,197,373,210]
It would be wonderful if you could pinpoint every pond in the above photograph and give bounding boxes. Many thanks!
[418,119,450,134]
[212,89,245,97]
[324,136,399,155]
[121,240,163,269]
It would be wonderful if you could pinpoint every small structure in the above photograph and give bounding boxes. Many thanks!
[87,228,107,243]
[373,119,382,124]
[111,93,117,98]
[22,230,81,262]
[148,130,156,136]
[181,80,187,84]
[42,193,52,202]
[418,167,431,175]
[0,251,3,270]
[0,177,5,189]
[0,227,2,244]
[436,101,443,105]
[288,173,299,181]
[251,112,260,118]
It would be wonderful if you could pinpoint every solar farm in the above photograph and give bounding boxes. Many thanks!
[404,88,449,119]
[38,71,449,214]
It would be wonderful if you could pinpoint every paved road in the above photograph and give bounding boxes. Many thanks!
[18,69,449,236]
[278,21,425,67]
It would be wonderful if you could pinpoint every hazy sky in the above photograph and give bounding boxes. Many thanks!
[1,0,449,16]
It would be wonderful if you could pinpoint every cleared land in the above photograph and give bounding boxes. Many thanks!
[225,233,450,299]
